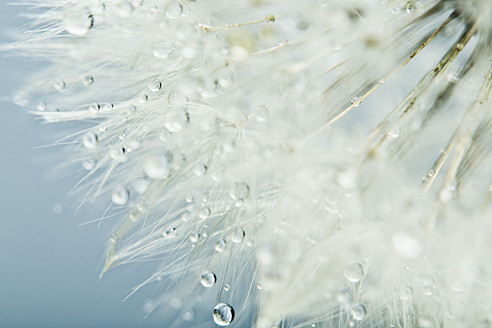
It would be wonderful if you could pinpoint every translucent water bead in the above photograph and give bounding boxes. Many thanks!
[112,187,129,205]
[63,7,94,36]
[213,303,235,326]
[200,271,216,287]
[344,263,364,283]
[351,304,366,321]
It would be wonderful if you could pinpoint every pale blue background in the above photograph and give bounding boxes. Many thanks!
[0,3,162,327]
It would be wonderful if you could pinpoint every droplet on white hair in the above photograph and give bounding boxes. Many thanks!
[213,303,234,326]
[82,132,98,149]
[112,187,129,205]
[200,271,216,287]
[63,8,94,36]
[344,263,364,283]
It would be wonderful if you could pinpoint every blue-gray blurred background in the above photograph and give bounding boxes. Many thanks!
[0,4,162,327]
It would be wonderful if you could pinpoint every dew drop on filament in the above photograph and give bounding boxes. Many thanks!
[82,132,98,149]
[83,76,94,86]
[63,8,94,36]
[344,263,364,283]
[213,303,234,326]
[215,239,226,252]
[112,187,129,205]
[200,271,216,287]
[351,304,366,321]
[165,1,183,19]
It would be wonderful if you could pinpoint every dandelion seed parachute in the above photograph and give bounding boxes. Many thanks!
[5,0,492,326]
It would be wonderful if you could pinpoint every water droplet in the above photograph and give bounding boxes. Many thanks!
[143,154,170,179]
[428,170,435,177]
[112,187,129,205]
[223,284,231,291]
[89,103,100,113]
[344,263,364,283]
[185,195,194,203]
[351,304,366,321]
[189,232,200,243]
[54,80,66,91]
[256,282,262,290]
[193,163,207,176]
[129,0,143,8]
[83,75,94,86]
[82,159,96,171]
[165,1,183,19]
[230,227,245,243]
[63,8,94,36]
[391,7,401,15]
[215,239,226,252]
[149,79,162,92]
[198,207,210,219]
[229,182,250,201]
[405,3,416,13]
[103,103,114,111]
[351,96,361,107]
[200,271,216,287]
[255,104,269,122]
[110,146,126,161]
[82,132,98,149]
[140,94,149,103]
[213,303,234,326]
[164,106,189,133]
[119,132,127,140]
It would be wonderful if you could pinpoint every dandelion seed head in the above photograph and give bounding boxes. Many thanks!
[6,0,492,326]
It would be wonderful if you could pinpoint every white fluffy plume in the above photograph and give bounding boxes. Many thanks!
[5,0,492,327]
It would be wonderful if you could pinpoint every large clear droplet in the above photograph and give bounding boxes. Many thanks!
[112,187,129,205]
[229,182,250,201]
[149,79,162,92]
[83,75,94,86]
[164,106,189,133]
[189,232,200,243]
[215,239,226,252]
[198,207,210,219]
[230,227,245,244]
[54,80,66,91]
[193,163,207,176]
[82,132,98,149]
[351,304,366,321]
[63,8,94,36]
[200,271,216,287]
[344,263,364,283]
[165,1,183,19]
[213,303,234,326]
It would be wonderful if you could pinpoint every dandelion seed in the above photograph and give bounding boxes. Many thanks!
[6,0,492,327]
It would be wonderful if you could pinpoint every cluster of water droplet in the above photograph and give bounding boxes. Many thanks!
[16,0,492,327]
